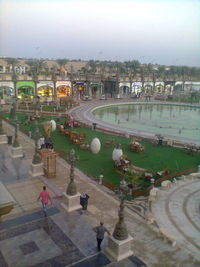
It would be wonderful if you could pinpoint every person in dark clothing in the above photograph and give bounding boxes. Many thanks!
[44,136,53,149]
[80,193,90,210]
[93,222,110,251]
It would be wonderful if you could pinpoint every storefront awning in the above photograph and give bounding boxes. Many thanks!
[16,81,35,89]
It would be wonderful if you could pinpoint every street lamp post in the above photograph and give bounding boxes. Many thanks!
[9,96,23,157]
[10,97,17,121]
[66,149,79,196]
[63,149,82,212]
[32,120,42,164]
[13,123,20,148]
[113,179,129,240]
[32,97,42,164]
[0,102,5,137]
[30,98,44,177]
[105,178,133,262]
[0,103,8,169]
[0,118,4,135]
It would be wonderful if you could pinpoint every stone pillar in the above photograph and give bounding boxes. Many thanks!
[11,124,23,158]
[11,146,23,158]
[105,198,133,261]
[106,234,133,262]
[30,162,44,177]
[0,134,7,144]
[0,119,7,144]
[63,149,81,212]
[63,192,81,212]
[30,126,44,177]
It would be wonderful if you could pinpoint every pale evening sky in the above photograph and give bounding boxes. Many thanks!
[0,0,199,66]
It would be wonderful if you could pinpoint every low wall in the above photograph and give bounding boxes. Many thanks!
[132,167,197,196]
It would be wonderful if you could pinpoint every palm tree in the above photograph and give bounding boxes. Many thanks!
[169,66,178,82]
[50,64,58,98]
[179,66,190,90]
[157,66,166,81]
[139,65,146,92]
[87,60,97,74]
[25,59,45,97]
[125,60,140,92]
[56,59,68,78]
[125,60,140,78]
[146,63,157,91]
[152,68,158,92]
[25,59,44,79]
[99,62,106,81]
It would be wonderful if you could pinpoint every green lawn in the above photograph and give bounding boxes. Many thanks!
[51,127,200,187]
[3,112,200,188]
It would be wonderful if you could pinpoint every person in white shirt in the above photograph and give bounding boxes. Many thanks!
[38,136,45,149]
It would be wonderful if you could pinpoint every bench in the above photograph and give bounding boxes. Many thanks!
[0,181,15,221]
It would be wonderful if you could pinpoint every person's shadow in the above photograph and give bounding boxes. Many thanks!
[43,217,52,234]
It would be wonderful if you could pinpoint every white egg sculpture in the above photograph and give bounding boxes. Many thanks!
[112,147,123,161]
[50,120,57,131]
[90,138,101,154]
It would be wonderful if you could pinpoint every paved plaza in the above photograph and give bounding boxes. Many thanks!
[0,119,200,267]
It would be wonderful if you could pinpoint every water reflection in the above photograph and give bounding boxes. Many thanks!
[93,104,200,142]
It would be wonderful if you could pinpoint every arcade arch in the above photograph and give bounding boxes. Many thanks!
[119,82,130,96]
[89,82,102,98]
[56,81,72,97]
[0,81,14,102]
[16,81,35,99]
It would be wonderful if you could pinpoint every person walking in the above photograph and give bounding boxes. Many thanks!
[80,193,90,211]
[37,186,52,217]
[93,222,110,251]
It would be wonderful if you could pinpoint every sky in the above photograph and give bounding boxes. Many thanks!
[0,0,200,66]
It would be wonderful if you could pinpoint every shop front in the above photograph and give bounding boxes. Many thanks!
[119,82,130,96]
[103,80,117,98]
[164,81,175,94]
[73,81,86,99]
[0,81,14,102]
[37,81,54,102]
[144,82,153,93]
[16,81,35,99]
[56,81,72,98]
[89,82,102,98]
[155,82,164,93]
[184,82,200,91]
[132,82,142,94]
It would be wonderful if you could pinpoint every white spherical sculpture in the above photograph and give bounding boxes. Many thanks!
[112,147,123,161]
[50,120,57,131]
[90,138,101,154]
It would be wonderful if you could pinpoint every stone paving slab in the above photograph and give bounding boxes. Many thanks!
[51,211,98,257]
[70,253,110,267]
[0,208,84,267]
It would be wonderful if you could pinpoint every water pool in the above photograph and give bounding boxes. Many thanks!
[92,103,200,142]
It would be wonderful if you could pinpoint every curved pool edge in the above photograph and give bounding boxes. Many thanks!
[69,100,200,145]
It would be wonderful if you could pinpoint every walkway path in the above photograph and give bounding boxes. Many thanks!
[0,120,200,267]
